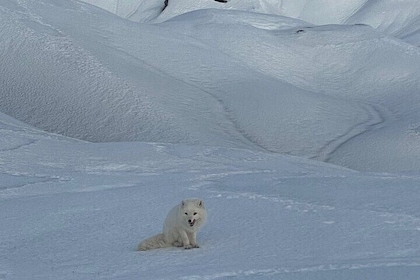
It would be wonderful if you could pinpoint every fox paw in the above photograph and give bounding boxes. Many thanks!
[184,244,199,249]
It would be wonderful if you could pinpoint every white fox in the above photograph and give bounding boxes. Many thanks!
[137,198,207,251]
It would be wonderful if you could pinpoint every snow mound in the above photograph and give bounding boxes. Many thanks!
[1,1,420,171]
[159,0,420,44]
[79,0,420,44]
[1,1,420,278]
[79,0,166,22]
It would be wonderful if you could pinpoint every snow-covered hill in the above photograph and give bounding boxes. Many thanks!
[80,0,420,45]
[1,1,420,279]
[1,0,420,171]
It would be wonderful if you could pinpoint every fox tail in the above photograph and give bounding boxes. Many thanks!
[136,234,167,251]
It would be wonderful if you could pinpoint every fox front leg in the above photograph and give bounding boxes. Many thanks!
[179,230,193,249]
[187,231,199,248]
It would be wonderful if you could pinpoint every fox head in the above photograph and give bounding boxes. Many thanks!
[180,199,207,229]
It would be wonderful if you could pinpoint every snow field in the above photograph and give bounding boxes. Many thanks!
[1,0,420,279]
[1,121,420,279]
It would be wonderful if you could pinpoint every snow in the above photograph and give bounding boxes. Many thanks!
[81,0,420,44]
[2,119,420,280]
[2,0,420,171]
[1,0,420,279]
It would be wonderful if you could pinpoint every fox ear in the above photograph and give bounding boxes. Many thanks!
[181,200,185,207]
[198,200,204,208]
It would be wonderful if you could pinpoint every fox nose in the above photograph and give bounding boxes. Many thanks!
[188,219,192,223]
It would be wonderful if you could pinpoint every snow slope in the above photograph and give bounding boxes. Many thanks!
[79,0,166,23]
[161,9,420,171]
[1,114,420,280]
[81,0,420,45]
[1,1,420,279]
[1,0,420,171]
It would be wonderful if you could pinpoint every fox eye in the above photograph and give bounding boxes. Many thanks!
[185,212,188,215]
[193,212,197,215]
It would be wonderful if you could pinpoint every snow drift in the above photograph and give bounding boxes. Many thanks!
[1,0,420,171]
[80,0,420,45]
[2,1,420,279]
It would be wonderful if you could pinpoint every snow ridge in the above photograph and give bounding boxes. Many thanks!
[315,103,384,162]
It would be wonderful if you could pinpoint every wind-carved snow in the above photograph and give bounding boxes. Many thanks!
[314,103,385,162]
[1,2,420,278]
[80,0,420,45]
[2,1,420,171]
[1,120,420,279]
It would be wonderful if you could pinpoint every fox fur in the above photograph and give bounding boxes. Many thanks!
[137,198,207,251]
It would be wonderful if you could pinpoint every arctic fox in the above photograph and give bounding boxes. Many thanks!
[137,198,207,251]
